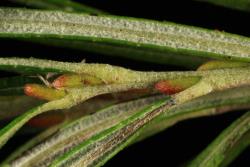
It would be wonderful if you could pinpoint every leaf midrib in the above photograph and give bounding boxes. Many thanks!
[1,8,249,43]
[1,19,249,59]
[196,112,250,167]
[0,8,250,60]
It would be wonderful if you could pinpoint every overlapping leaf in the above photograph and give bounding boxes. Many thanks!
[0,8,249,68]
[189,111,250,167]
[3,86,250,166]
[196,0,250,12]
[0,3,249,166]
[9,0,106,14]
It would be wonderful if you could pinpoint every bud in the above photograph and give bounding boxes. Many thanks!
[24,84,66,101]
[155,77,200,95]
[52,74,104,89]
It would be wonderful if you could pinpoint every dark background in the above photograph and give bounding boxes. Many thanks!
[0,0,249,166]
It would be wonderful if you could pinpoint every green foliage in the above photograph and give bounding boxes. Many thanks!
[196,0,250,12]
[188,111,250,167]
[0,1,249,167]
[9,0,106,14]
[1,8,249,68]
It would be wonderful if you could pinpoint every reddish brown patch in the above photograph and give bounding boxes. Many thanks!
[24,84,33,96]
[27,114,65,128]
[82,79,90,85]
[52,75,67,89]
[24,84,43,99]
[154,81,183,95]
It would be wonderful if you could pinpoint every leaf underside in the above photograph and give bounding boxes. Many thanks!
[0,4,250,167]
[2,86,250,166]
[0,8,249,68]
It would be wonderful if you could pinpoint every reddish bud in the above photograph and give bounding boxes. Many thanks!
[52,74,103,89]
[24,84,66,101]
[155,77,201,95]
[155,81,183,95]
[52,74,71,89]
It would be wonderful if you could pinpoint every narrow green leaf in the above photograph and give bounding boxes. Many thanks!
[137,85,250,141]
[0,96,41,120]
[0,76,42,95]
[0,104,50,148]
[3,86,250,166]
[1,58,250,152]
[0,58,73,74]
[0,95,122,165]
[4,95,165,166]
[9,0,106,14]
[188,111,250,167]
[1,57,250,105]
[196,0,250,12]
[0,8,249,68]
[0,83,150,149]
[50,97,171,167]
[30,38,211,69]
[95,86,250,167]
[197,60,250,71]
[0,124,62,165]
[49,86,250,167]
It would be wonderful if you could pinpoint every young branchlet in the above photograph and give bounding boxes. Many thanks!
[154,60,249,95]
[25,60,249,100]
[24,73,104,101]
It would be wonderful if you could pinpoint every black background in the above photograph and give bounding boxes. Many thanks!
[0,0,249,166]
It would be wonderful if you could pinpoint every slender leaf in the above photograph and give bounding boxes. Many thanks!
[0,8,249,68]
[27,38,210,69]
[49,86,250,167]
[137,85,250,142]
[1,58,250,165]
[49,98,170,167]
[0,58,73,74]
[0,124,63,165]
[188,111,250,167]
[0,3,249,167]
[1,58,250,107]
[0,58,250,97]
[196,0,250,12]
[9,0,106,14]
[4,95,165,166]
[1,58,250,108]
[5,87,250,166]
[0,82,150,149]
[0,96,41,120]
[0,76,42,95]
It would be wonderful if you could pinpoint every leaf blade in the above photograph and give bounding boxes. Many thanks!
[4,95,165,166]
[49,86,250,167]
[0,76,42,95]
[9,0,106,14]
[1,8,249,67]
[196,0,250,12]
[188,111,250,167]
